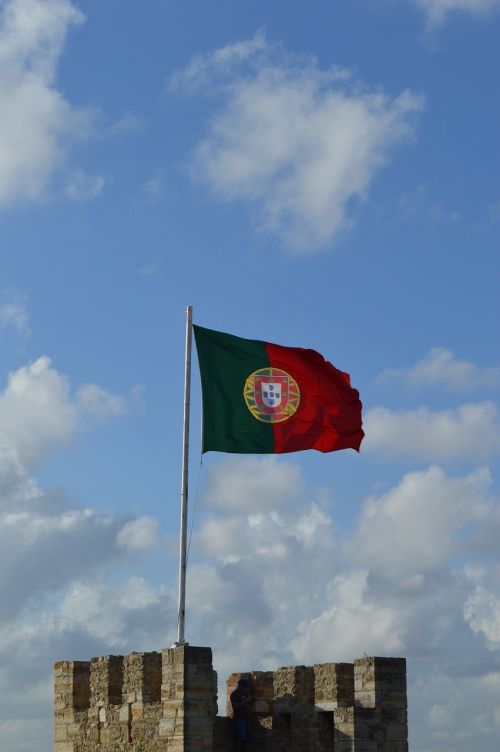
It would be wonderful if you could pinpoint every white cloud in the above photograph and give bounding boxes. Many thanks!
[58,578,167,647]
[0,356,77,475]
[413,0,500,27]
[185,456,500,752]
[0,577,173,751]
[170,28,268,91]
[289,571,406,663]
[107,112,144,136]
[3,379,500,752]
[464,566,500,647]
[379,347,500,392]
[0,357,128,479]
[175,32,423,250]
[197,499,331,564]
[0,0,93,207]
[0,501,124,622]
[185,456,338,676]
[202,455,303,512]
[64,168,106,201]
[0,355,138,625]
[411,671,500,747]
[116,516,159,553]
[76,382,128,419]
[0,293,29,333]
[364,402,500,462]
[397,184,462,225]
[142,173,166,201]
[429,703,453,726]
[0,354,165,752]
[348,466,491,576]
[189,457,499,670]
[2,443,500,752]
[182,459,498,690]
[0,719,49,752]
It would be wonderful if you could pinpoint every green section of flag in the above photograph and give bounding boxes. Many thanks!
[193,325,274,453]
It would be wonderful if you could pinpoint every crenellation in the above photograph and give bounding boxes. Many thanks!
[54,661,90,717]
[54,648,408,751]
[123,651,162,703]
[54,661,92,752]
[273,665,314,714]
[226,670,274,715]
[90,654,124,707]
[314,661,354,710]
[353,657,408,752]
[354,657,407,708]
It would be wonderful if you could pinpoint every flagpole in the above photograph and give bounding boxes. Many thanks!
[175,305,192,646]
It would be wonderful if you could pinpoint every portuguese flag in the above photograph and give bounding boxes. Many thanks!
[194,325,364,455]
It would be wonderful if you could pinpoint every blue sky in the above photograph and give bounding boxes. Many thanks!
[1,1,500,750]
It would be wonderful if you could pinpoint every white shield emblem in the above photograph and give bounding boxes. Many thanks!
[261,381,282,409]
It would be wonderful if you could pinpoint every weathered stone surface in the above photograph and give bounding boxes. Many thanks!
[54,648,408,751]
[314,662,354,710]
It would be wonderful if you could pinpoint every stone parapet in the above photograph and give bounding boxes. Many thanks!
[54,650,408,752]
[225,655,408,752]
[54,646,216,752]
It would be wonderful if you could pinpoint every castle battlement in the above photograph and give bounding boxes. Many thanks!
[54,647,407,752]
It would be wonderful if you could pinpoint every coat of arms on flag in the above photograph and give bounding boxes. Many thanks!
[244,367,301,423]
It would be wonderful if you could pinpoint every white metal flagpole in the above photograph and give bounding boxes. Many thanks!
[175,305,193,646]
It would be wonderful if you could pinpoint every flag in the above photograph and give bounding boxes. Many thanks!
[193,325,364,455]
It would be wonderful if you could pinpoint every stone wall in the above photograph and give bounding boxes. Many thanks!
[54,646,216,752]
[54,648,408,752]
[223,656,407,752]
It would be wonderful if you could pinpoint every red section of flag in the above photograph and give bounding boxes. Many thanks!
[264,342,364,454]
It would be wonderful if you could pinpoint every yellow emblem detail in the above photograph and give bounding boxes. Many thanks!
[244,367,300,424]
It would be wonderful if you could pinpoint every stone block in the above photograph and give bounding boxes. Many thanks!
[131,701,144,720]
[119,703,131,723]
[54,724,68,742]
[159,717,176,736]
[54,744,75,752]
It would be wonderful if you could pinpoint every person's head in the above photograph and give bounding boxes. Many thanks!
[237,678,250,690]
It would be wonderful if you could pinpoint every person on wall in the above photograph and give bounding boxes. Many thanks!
[230,677,252,751]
